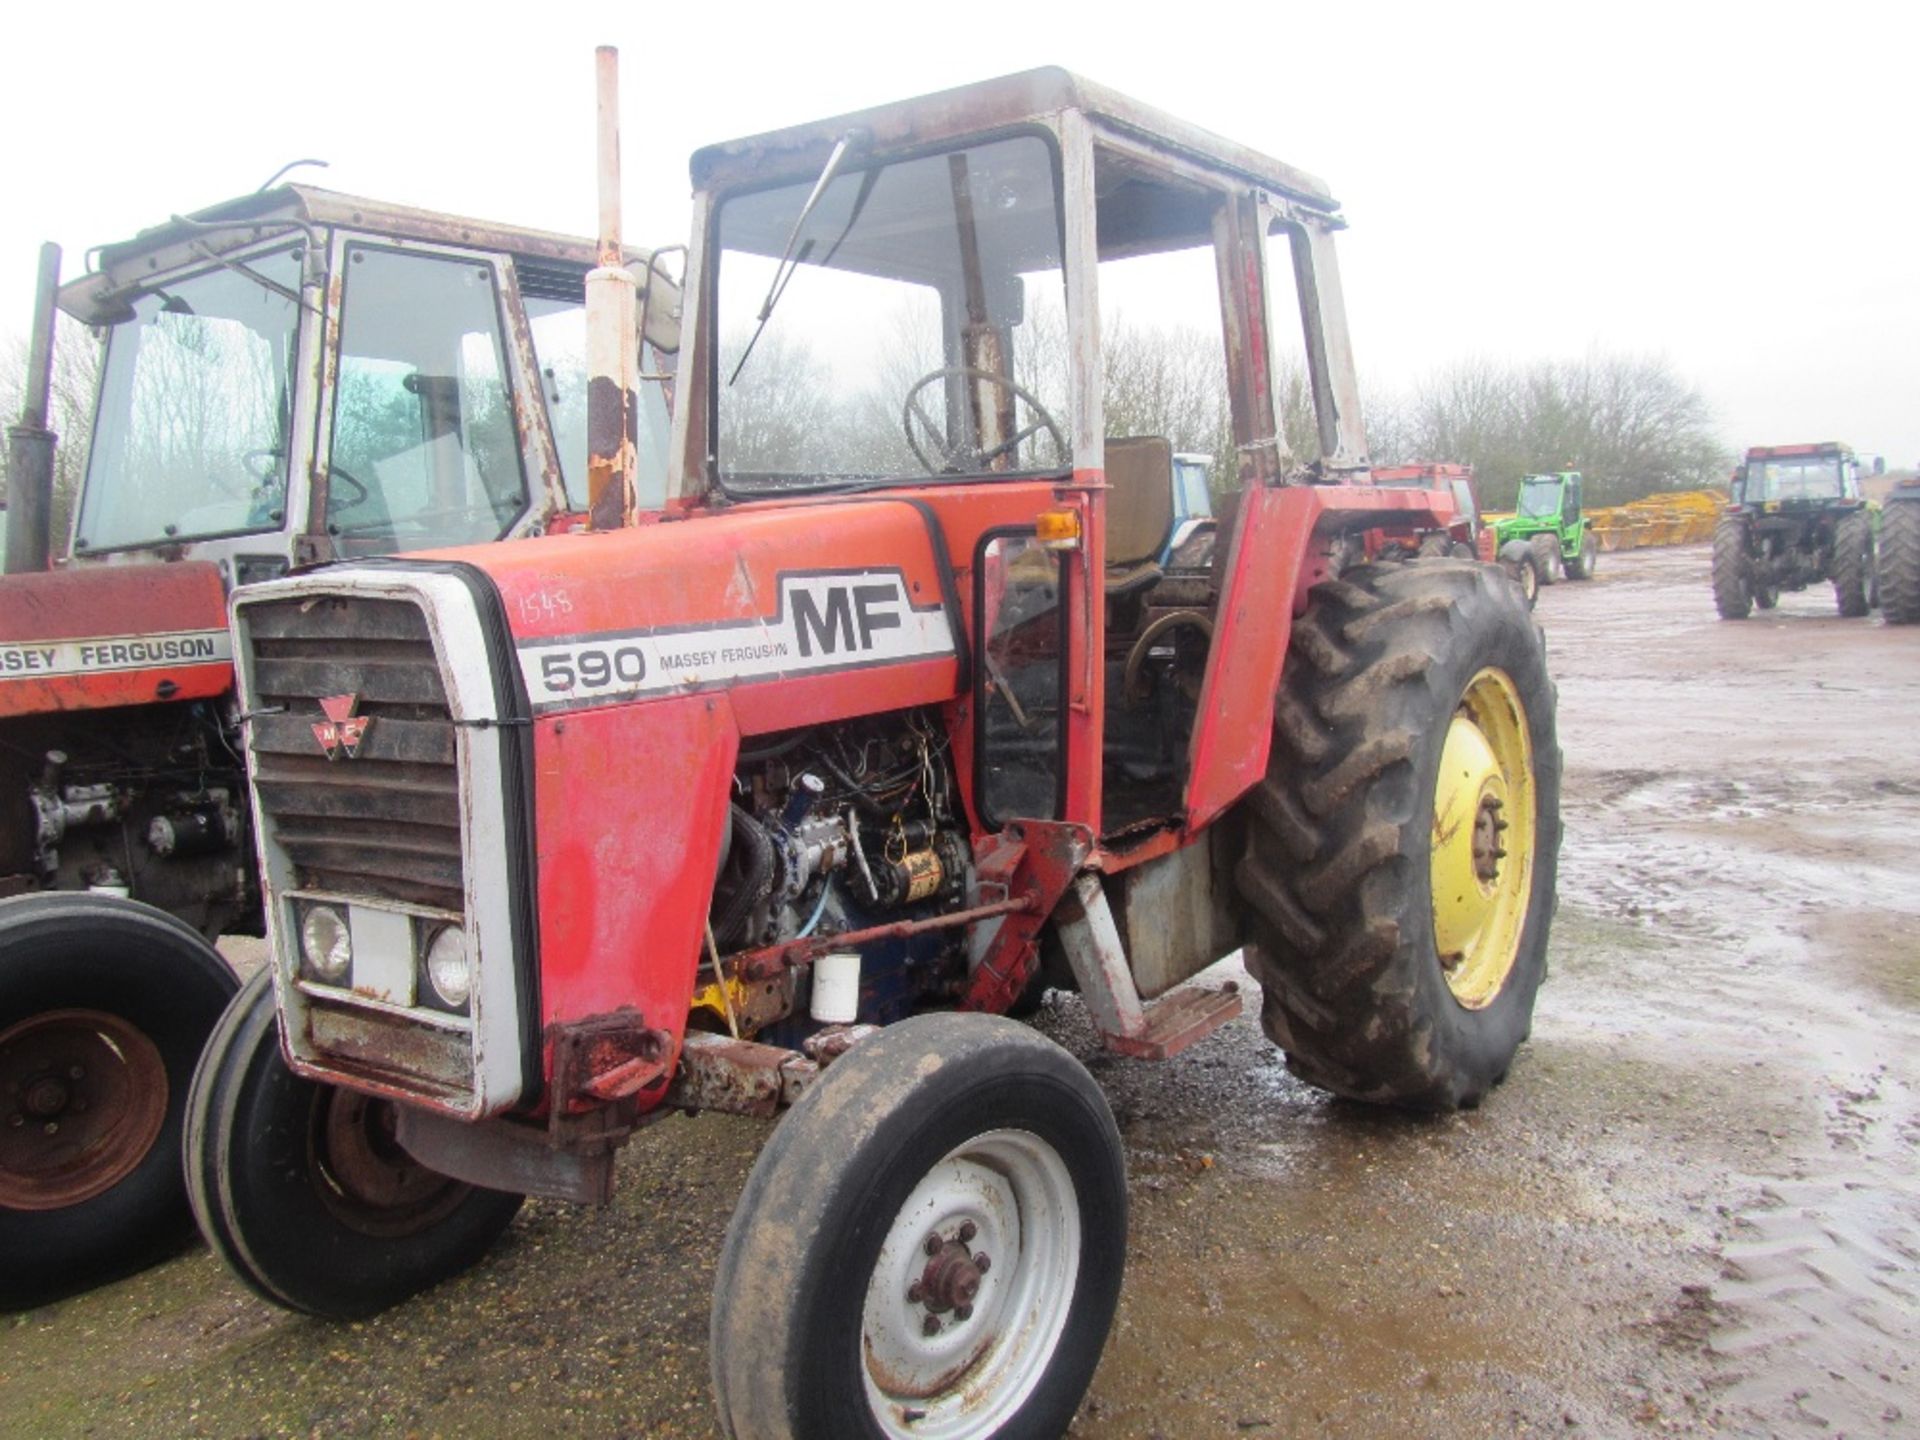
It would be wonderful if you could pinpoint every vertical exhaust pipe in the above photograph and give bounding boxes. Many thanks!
[585,44,639,530]
[5,242,62,574]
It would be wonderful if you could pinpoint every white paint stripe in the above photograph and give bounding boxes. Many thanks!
[0,627,231,680]
[515,571,954,712]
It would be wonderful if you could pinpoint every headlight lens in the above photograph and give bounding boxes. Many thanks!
[300,905,352,983]
[424,926,472,1009]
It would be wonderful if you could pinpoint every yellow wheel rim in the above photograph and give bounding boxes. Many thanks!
[1430,667,1536,1008]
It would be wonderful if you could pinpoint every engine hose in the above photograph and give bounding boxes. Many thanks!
[712,804,775,946]
[817,753,891,817]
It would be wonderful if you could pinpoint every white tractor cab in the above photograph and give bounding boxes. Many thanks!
[58,185,681,580]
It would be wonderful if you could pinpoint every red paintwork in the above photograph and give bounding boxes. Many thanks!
[418,470,1447,1102]
[0,562,231,718]
[1746,442,1845,460]
[531,691,738,1075]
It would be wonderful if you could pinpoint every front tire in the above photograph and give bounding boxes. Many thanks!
[1232,561,1561,1110]
[0,894,237,1309]
[1831,510,1873,618]
[1565,532,1598,580]
[185,970,523,1319]
[1882,497,1920,624]
[1528,533,1561,585]
[710,1014,1126,1440]
[1712,515,1754,619]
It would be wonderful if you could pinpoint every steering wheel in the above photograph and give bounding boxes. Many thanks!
[902,367,1068,475]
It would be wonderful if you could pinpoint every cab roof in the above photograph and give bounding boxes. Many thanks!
[690,66,1340,214]
[59,184,648,326]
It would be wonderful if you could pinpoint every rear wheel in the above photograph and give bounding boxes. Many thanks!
[1831,510,1873,618]
[710,1014,1125,1440]
[1565,532,1598,580]
[1232,561,1560,1110]
[0,894,237,1309]
[1418,533,1450,558]
[1882,496,1920,624]
[1528,533,1560,585]
[1712,515,1753,619]
[185,969,523,1319]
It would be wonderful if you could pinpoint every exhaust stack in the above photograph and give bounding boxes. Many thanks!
[585,45,639,530]
[5,242,62,574]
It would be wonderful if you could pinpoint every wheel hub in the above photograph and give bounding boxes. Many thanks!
[1430,669,1537,1010]
[0,1009,168,1211]
[309,1087,467,1237]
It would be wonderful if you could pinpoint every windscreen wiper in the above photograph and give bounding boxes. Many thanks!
[728,128,866,386]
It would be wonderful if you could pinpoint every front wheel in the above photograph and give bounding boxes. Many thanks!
[1565,532,1598,580]
[710,1014,1126,1440]
[1,894,237,1309]
[1528,532,1561,585]
[1232,560,1561,1110]
[185,970,523,1319]
[1712,515,1754,620]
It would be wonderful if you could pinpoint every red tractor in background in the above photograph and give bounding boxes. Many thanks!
[193,68,1561,1438]
[1371,462,1485,558]
[0,184,679,1305]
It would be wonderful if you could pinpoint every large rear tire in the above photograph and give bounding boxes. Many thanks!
[1712,515,1754,620]
[0,894,237,1309]
[1232,561,1560,1110]
[1831,510,1873,618]
[185,969,523,1319]
[1882,496,1920,624]
[710,1014,1126,1440]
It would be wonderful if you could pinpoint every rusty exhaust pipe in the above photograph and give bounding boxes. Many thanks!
[5,242,62,574]
[585,45,639,531]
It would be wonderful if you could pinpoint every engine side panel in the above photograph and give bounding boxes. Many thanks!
[0,563,232,717]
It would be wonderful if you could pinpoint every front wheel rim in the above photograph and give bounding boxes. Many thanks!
[1430,668,1538,1008]
[860,1128,1080,1438]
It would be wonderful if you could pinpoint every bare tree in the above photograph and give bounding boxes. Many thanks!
[1,316,101,557]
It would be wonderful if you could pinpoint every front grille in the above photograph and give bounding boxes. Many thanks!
[243,596,464,912]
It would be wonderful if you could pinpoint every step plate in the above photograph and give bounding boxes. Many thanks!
[1104,982,1246,1061]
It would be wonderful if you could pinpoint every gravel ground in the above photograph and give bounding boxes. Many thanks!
[4,545,1916,1439]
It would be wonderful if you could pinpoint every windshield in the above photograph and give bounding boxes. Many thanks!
[1744,456,1843,503]
[714,134,1068,492]
[76,250,300,553]
[1173,458,1212,520]
[1516,477,1563,519]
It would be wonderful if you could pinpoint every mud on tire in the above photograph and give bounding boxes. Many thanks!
[1712,514,1753,620]
[1232,560,1561,1110]
[1881,496,1920,625]
[1831,509,1873,618]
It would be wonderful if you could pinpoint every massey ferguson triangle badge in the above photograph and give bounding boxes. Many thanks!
[312,694,372,760]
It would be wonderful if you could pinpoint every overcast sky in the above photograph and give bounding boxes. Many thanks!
[4,0,1914,465]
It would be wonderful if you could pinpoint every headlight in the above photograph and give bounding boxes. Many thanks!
[300,905,352,983]
[423,926,472,1009]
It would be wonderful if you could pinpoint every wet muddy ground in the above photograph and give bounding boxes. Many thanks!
[5,546,1917,1439]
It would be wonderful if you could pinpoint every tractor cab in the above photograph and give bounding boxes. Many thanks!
[1731,443,1862,510]
[55,186,679,583]
[1515,470,1582,526]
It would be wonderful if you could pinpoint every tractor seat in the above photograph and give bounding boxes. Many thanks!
[1104,436,1175,595]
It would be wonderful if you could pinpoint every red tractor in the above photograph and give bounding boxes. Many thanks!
[194,69,1561,1438]
[0,183,679,1305]
[1370,462,1485,558]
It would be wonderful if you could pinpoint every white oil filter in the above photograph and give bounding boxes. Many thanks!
[811,951,861,1024]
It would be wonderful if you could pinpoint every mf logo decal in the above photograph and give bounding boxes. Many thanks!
[312,694,372,760]
[516,570,954,713]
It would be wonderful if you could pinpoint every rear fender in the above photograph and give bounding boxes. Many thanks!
[1182,484,1447,831]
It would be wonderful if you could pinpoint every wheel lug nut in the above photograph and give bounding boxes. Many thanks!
[43,1121,59,1135]
[72,1099,88,1113]
[69,1066,84,1081]
[975,1253,990,1272]
[957,1220,976,1243]
[922,1315,941,1337]
[924,1233,942,1256]
[955,1304,972,1322]
[906,1282,924,1304]
[7,1114,21,1128]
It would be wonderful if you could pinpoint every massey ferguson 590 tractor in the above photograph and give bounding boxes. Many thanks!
[0,181,678,1304]
[195,68,1560,1439]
